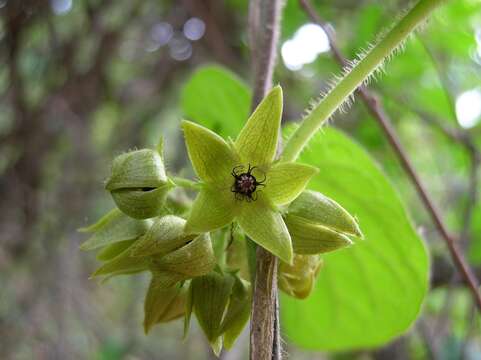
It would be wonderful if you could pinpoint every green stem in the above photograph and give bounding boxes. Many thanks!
[171,177,201,190]
[281,0,445,162]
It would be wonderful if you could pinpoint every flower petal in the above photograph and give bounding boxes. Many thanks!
[182,120,239,184]
[237,194,293,264]
[185,186,237,233]
[264,162,319,206]
[235,86,283,166]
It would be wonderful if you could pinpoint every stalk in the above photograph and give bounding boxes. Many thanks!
[281,0,445,162]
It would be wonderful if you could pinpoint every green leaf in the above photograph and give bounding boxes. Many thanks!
[185,185,238,234]
[80,209,153,250]
[281,128,429,351]
[264,162,319,206]
[181,65,251,138]
[237,193,293,264]
[182,120,239,185]
[235,86,283,167]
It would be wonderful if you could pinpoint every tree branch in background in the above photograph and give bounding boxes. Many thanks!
[416,40,480,249]
[248,0,283,359]
[298,0,481,312]
[413,108,480,248]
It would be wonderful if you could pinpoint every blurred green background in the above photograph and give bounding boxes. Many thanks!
[1,0,481,359]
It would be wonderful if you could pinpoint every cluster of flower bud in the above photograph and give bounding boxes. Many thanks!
[278,190,363,299]
[81,146,251,354]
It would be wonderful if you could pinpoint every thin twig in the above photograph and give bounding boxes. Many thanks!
[298,0,481,312]
[414,39,481,248]
[461,150,479,246]
[248,0,284,359]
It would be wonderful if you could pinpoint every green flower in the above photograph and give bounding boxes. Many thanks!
[182,86,318,264]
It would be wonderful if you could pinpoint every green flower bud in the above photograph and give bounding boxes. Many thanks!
[287,190,362,236]
[278,254,323,299]
[149,233,216,288]
[130,215,190,257]
[219,275,251,349]
[143,278,188,334]
[105,149,172,219]
[184,271,251,354]
[285,190,361,254]
[191,271,235,356]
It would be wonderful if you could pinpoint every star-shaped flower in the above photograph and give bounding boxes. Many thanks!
[181,86,318,264]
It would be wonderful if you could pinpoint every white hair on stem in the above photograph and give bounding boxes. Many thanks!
[299,1,430,128]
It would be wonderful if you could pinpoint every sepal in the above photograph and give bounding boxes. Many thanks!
[143,278,188,334]
[79,208,152,250]
[278,254,323,299]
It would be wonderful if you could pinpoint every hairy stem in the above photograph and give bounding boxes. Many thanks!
[299,0,481,313]
[248,0,283,359]
[281,0,445,162]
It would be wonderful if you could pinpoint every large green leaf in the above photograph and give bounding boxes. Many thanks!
[181,65,251,138]
[281,128,429,350]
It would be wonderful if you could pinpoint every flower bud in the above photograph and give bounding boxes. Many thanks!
[143,278,188,334]
[285,190,361,254]
[149,233,216,288]
[287,190,362,236]
[190,271,235,355]
[106,149,172,219]
[219,275,251,349]
[278,254,323,299]
[130,215,190,257]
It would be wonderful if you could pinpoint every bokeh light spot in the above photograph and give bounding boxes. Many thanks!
[50,0,73,15]
[456,89,481,129]
[151,22,173,46]
[169,34,192,61]
[183,17,205,41]
[281,23,330,71]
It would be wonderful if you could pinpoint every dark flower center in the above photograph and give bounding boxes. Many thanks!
[230,164,266,201]
[236,173,257,195]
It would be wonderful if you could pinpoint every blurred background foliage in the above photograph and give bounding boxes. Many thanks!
[1,0,481,359]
